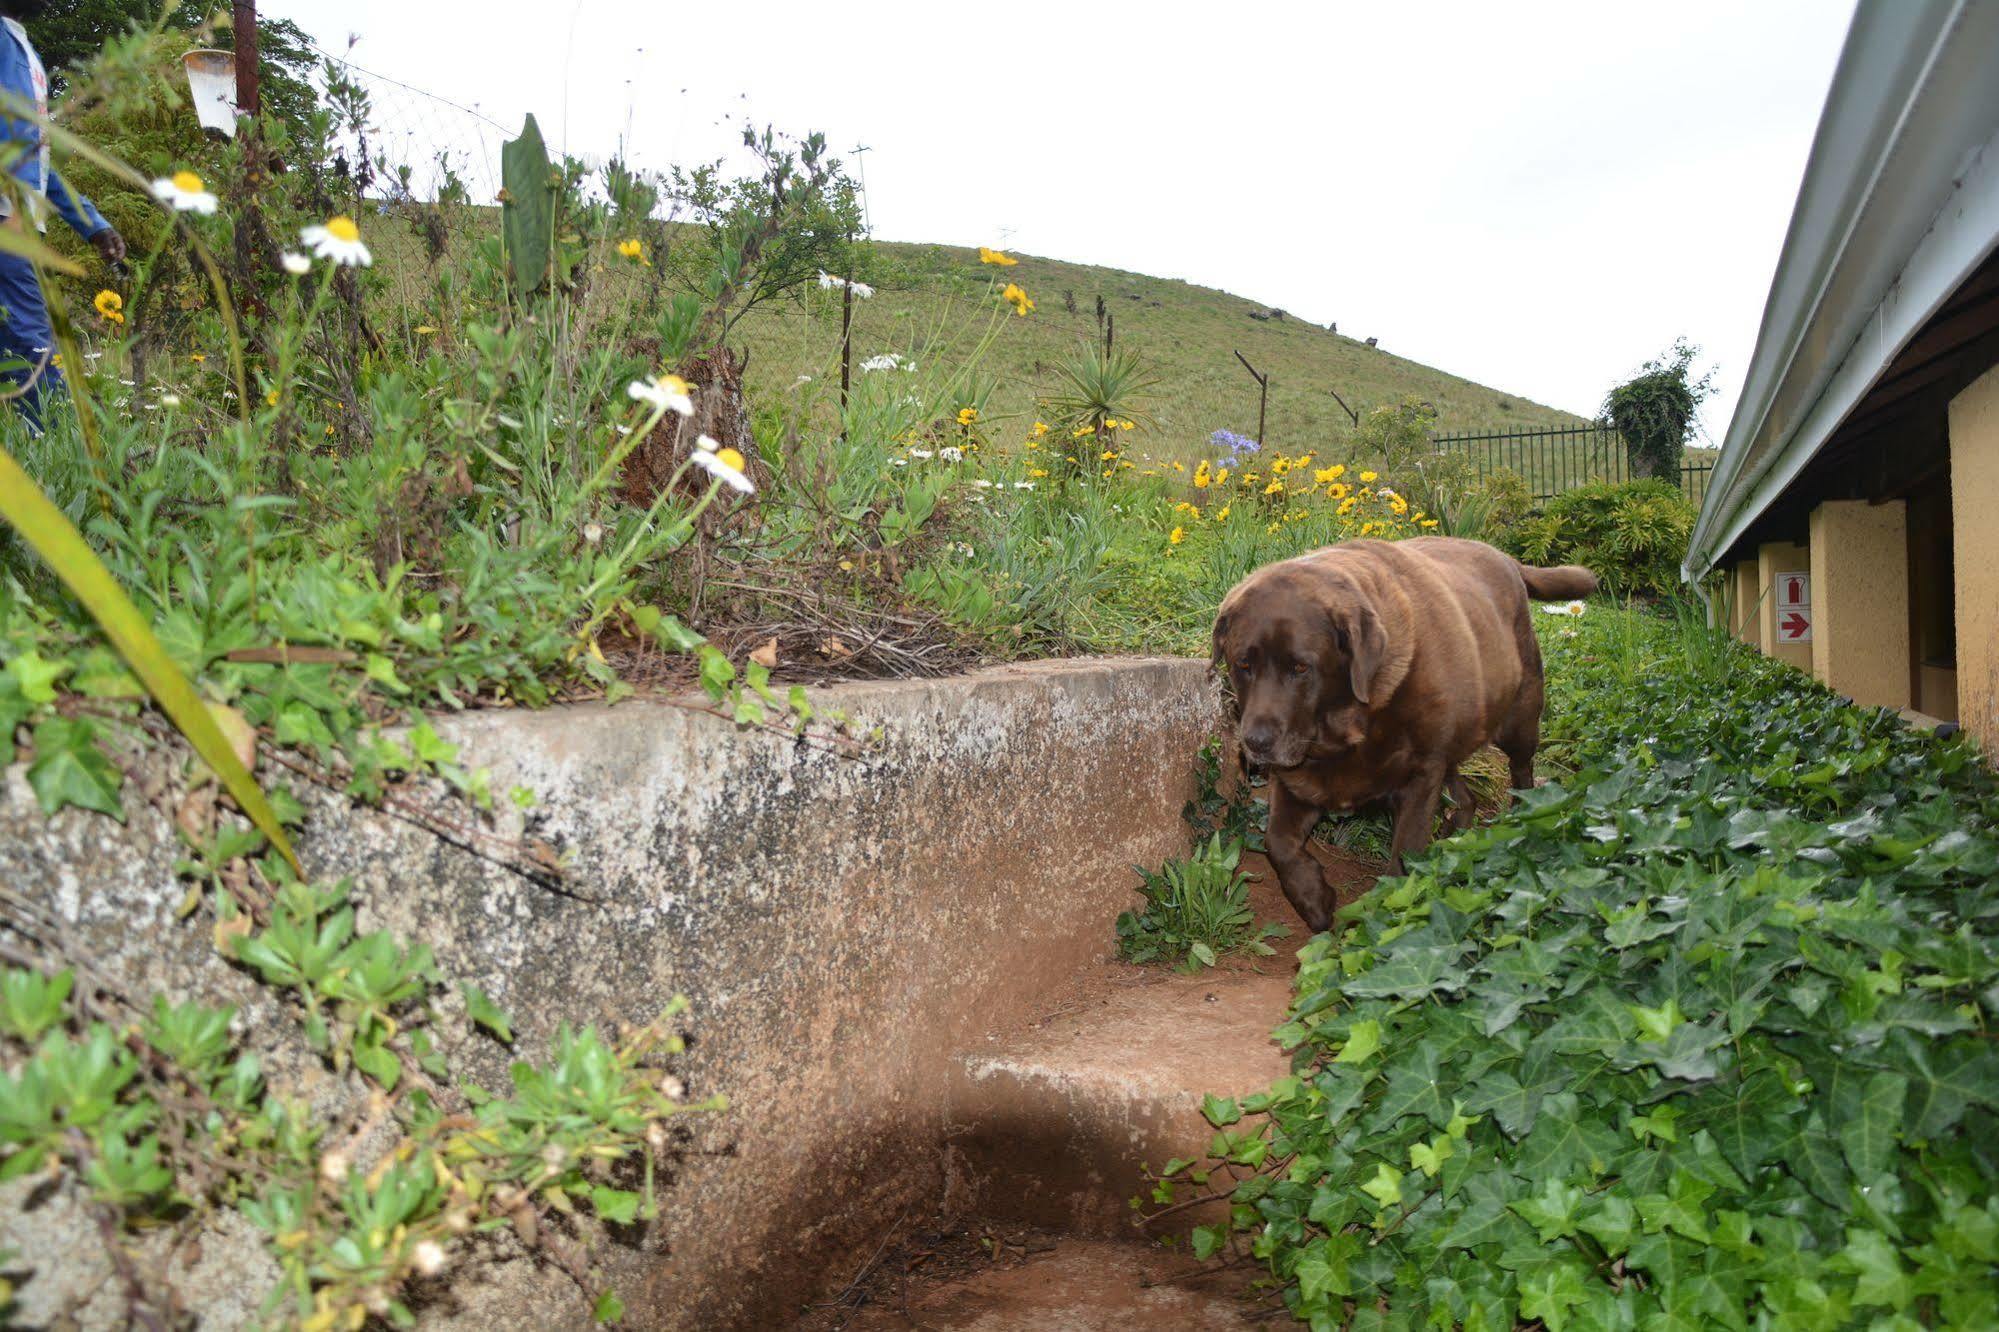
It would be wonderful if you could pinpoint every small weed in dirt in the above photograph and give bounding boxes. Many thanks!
[1117,834,1288,971]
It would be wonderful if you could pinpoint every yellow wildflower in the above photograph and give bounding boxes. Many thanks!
[1073,425,1097,438]
[1101,450,1117,461]
[1264,480,1284,495]
[190,353,206,363]
[1215,468,1229,486]
[1031,420,1048,438]
[616,237,650,265]
[979,246,1019,266]
[264,389,280,407]
[1327,482,1350,501]
[1338,497,1357,515]
[1272,457,1291,476]
[93,289,124,325]
[1360,470,1378,483]
[1169,526,1186,546]
[1001,282,1034,316]
[1266,522,1280,535]
[1389,495,1409,515]
[1193,461,1212,489]
[957,407,978,426]
[1171,461,1186,473]
[1421,518,1439,528]
[1325,463,1347,480]
[1215,505,1231,520]
[1028,467,1048,478]
[1025,438,1042,450]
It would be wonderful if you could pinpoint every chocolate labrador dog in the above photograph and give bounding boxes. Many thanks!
[1213,536,1596,931]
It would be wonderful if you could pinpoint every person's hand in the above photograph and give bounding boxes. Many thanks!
[90,226,126,267]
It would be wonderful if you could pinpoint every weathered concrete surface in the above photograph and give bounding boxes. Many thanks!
[0,656,1220,1330]
[945,864,1309,1236]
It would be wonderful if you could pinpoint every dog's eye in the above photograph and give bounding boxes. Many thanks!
[1290,661,1310,676]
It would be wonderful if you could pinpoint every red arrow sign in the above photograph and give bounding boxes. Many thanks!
[1780,611,1810,638]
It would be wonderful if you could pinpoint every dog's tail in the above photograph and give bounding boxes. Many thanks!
[1516,561,1599,600]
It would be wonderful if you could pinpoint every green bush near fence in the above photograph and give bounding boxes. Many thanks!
[1499,479,1695,598]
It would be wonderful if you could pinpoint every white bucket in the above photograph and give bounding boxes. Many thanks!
[182,49,238,137]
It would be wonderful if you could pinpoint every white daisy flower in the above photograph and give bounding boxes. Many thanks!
[848,280,875,299]
[298,215,372,267]
[1014,481,1035,490]
[627,374,695,417]
[1565,600,1587,617]
[158,392,182,407]
[694,433,720,452]
[972,479,992,488]
[817,271,839,290]
[891,458,909,467]
[691,442,754,493]
[909,448,935,460]
[860,354,901,373]
[280,251,310,275]
[150,170,218,214]
[939,446,963,462]
[412,1239,448,1276]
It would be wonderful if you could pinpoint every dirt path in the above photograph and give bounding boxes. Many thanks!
[792,846,1380,1331]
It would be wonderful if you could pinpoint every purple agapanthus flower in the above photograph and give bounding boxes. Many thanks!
[1209,428,1261,465]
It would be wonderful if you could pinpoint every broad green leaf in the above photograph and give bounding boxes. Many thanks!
[590,1186,641,1225]
[25,717,123,818]
[1836,1071,1906,1178]
[1359,1162,1405,1209]
[1334,1018,1382,1064]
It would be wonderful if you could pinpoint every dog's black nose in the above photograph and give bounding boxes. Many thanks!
[1241,724,1275,758]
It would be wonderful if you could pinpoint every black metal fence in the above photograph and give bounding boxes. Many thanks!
[1431,424,1715,502]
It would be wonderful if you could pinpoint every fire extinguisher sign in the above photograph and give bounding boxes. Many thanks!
[1775,572,1811,643]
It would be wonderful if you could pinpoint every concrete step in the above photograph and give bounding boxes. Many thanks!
[944,857,1346,1235]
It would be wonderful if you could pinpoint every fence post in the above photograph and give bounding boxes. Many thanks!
[1234,350,1269,447]
[232,0,260,118]
[838,229,853,433]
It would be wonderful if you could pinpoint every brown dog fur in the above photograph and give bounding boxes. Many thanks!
[1212,536,1597,931]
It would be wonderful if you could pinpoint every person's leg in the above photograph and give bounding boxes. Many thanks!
[0,250,61,431]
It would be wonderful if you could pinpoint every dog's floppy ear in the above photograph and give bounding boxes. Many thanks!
[1335,601,1390,705]
[1208,611,1231,678]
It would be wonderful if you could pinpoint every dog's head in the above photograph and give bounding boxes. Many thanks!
[1212,560,1395,770]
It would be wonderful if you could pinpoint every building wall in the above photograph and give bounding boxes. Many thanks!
[1809,499,1910,711]
[1950,364,1999,749]
[1756,541,1813,672]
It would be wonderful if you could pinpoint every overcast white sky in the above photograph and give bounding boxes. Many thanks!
[268,0,1855,438]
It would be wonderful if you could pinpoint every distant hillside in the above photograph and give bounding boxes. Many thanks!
[728,240,1589,458]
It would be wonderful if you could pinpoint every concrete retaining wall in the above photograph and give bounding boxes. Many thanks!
[0,656,1220,1330]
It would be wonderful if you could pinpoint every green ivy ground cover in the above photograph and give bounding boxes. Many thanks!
[1169,606,1999,1329]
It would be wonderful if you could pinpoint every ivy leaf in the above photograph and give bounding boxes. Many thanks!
[1635,1170,1713,1244]
[1877,1029,1999,1137]
[1578,1194,1637,1256]
[1359,1162,1404,1209]
[26,717,124,819]
[1409,1135,1455,1179]
[592,1289,625,1324]
[1334,1018,1382,1064]
[1371,1045,1452,1130]
[1629,997,1686,1042]
[1201,1094,1241,1127]
[1509,1177,1584,1242]
[1836,1071,1906,1178]
[1832,1227,1913,1310]
[1515,1260,1588,1332]
[1789,1123,1853,1211]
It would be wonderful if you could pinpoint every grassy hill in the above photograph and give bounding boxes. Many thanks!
[723,241,1589,461]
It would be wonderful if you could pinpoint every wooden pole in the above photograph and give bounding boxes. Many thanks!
[838,234,853,438]
[1234,350,1269,446]
[1328,386,1359,428]
[232,0,260,118]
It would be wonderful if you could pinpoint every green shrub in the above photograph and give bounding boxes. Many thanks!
[1155,604,1999,1328]
[1501,478,1694,597]
[1117,834,1285,971]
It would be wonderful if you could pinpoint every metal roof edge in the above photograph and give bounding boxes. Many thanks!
[1684,0,1999,579]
